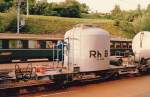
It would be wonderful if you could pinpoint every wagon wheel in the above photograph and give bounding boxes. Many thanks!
[140,58,147,65]
[24,63,33,80]
[118,58,123,65]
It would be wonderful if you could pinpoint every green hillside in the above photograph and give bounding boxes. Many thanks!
[0,13,131,38]
[25,15,130,37]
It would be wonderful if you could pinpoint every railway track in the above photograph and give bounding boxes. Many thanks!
[0,80,54,96]
[0,73,144,97]
[0,62,149,97]
[23,75,150,97]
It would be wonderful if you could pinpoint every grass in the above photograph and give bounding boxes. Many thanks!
[25,15,128,37]
[0,13,131,38]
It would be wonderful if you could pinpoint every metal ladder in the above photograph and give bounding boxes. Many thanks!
[52,41,64,68]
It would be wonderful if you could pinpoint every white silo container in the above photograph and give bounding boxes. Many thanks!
[132,31,150,62]
[64,24,110,73]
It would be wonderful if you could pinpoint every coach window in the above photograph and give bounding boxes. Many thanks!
[122,43,127,48]
[115,42,121,48]
[29,40,40,49]
[39,40,46,49]
[36,41,40,48]
[128,43,132,48]
[22,40,28,49]
[46,41,53,48]
[9,40,23,48]
[110,42,115,48]
[0,40,2,48]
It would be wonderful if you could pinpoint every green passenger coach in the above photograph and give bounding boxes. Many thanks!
[0,33,132,63]
[0,33,64,63]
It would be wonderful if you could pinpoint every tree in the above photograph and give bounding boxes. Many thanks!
[111,5,123,20]
[80,3,89,13]
[146,4,150,14]
[29,0,83,17]
[0,0,88,17]
[59,0,81,17]
[30,3,49,15]
[137,4,142,16]
[132,13,150,34]
[0,0,13,12]
[132,16,142,33]
[60,5,81,17]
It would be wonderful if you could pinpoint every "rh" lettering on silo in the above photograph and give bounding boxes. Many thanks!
[89,50,108,60]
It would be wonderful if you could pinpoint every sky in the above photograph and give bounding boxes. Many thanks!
[48,0,150,13]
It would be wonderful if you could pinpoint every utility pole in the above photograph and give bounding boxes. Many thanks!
[17,0,27,34]
[17,0,20,34]
[26,0,29,17]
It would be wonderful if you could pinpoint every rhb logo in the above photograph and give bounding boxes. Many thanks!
[89,50,108,60]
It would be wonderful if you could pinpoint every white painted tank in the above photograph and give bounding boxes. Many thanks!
[132,31,150,62]
[64,24,110,73]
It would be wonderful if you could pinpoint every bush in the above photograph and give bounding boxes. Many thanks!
[140,14,150,31]
[117,20,135,38]
[119,20,134,32]
[0,8,17,32]
[133,14,150,33]
[114,19,120,26]
[0,1,12,12]
[59,6,81,18]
